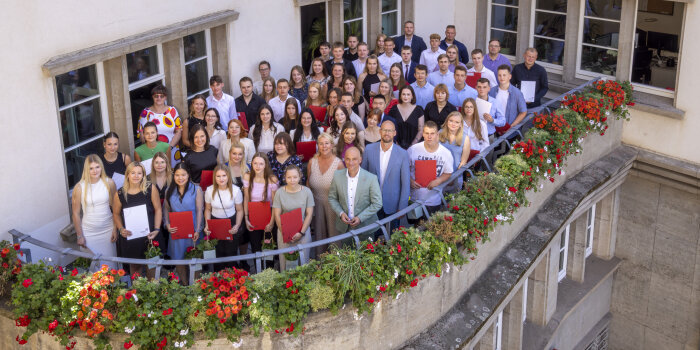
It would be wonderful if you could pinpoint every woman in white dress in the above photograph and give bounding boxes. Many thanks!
[71,154,118,269]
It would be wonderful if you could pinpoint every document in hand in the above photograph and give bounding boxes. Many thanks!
[123,204,150,240]
[520,81,536,103]
[112,172,125,190]
[169,211,195,239]
[281,208,303,243]
[199,170,214,191]
[140,158,153,176]
[475,98,492,121]
[415,159,437,187]
[296,141,317,162]
[467,72,482,89]
[248,201,272,231]
[309,106,327,123]
[207,219,232,240]
[370,82,380,94]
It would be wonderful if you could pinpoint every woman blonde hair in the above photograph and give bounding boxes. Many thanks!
[461,98,485,142]
[210,164,234,201]
[305,82,325,107]
[228,142,248,175]
[439,111,466,146]
[374,34,387,55]
[433,83,450,101]
[149,151,172,189]
[362,55,386,76]
[188,94,207,117]
[313,133,337,159]
[79,154,112,207]
[260,76,277,102]
[289,65,307,87]
[121,162,150,201]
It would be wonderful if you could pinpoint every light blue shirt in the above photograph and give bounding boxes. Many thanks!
[478,95,506,135]
[427,70,455,88]
[448,84,477,108]
[410,81,435,109]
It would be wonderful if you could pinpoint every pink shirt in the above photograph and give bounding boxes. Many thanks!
[242,179,279,203]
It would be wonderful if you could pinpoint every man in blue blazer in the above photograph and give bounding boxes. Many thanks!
[361,120,411,236]
[399,46,418,84]
[393,21,427,64]
[488,64,528,129]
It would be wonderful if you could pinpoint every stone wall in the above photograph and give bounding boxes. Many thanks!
[610,154,700,350]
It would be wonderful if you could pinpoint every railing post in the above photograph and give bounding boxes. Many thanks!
[379,224,390,242]
[189,262,196,286]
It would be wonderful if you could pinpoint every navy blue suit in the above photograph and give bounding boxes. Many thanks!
[394,35,427,64]
[398,61,417,84]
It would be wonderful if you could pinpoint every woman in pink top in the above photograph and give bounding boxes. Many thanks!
[242,153,279,256]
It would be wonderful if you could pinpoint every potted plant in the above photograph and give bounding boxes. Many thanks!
[185,237,218,272]
[144,240,162,279]
[284,251,300,271]
[261,232,276,268]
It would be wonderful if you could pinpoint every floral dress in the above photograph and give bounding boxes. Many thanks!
[267,151,305,186]
[137,106,182,164]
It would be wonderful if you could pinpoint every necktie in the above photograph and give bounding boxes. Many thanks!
[404,64,409,80]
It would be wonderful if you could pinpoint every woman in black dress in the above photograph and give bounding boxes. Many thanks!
[424,83,457,127]
[388,85,425,149]
[112,161,163,276]
[182,94,207,150]
[183,124,218,185]
[98,132,131,179]
[358,55,387,103]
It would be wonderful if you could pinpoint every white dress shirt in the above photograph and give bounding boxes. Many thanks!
[268,95,301,122]
[378,52,402,75]
[495,88,510,119]
[468,66,498,88]
[206,93,237,131]
[352,59,366,78]
[346,169,360,219]
[379,143,393,187]
[419,48,446,74]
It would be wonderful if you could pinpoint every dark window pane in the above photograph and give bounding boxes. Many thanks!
[382,0,397,12]
[129,81,162,144]
[185,59,210,97]
[55,66,100,107]
[493,0,519,5]
[534,12,566,39]
[344,0,363,20]
[60,99,103,148]
[491,5,518,31]
[183,31,207,63]
[580,45,617,75]
[382,11,398,37]
[344,21,363,43]
[559,251,565,270]
[490,29,518,56]
[585,0,622,20]
[536,0,567,12]
[582,19,620,48]
[65,138,104,189]
[187,90,210,106]
[534,37,565,65]
[126,46,160,84]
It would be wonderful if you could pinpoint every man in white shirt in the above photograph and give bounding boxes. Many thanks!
[408,121,454,214]
[419,34,446,73]
[427,54,455,87]
[400,46,417,84]
[448,66,477,108]
[328,147,383,235]
[253,61,273,95]
[267,79,301,122]
[340,93,366,131]
[378,37,402,75]
[411,64,435,109]
[467,49,497,88]
[206,75,237,130]
[352,42,369,78]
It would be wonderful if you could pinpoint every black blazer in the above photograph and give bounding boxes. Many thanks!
[393,35,427,63]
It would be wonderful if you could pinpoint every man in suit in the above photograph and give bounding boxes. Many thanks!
[329,147,383,238]
[400,46,417,84]
[361,120,411,236]
[393,21,427,63]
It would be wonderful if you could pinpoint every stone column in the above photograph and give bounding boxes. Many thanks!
[527,239,558,326]
[567,213,589,283]
[502,283,525,350]
[616,0,637,81]
[162,38,187,117]
[102,56,134,154]
[210,24,231,94]
[366,0,381,49]
[327,0,344,43]
[474,322,496,350]
[402,0,414,23]
[562,0,582,83]
[515,0,533,62]
[594,189,619,259]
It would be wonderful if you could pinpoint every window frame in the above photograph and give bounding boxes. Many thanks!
[486,0,519,61]
[558,224,570,282]
[529,0,567,73]
[494,311,503,350]
[585,203,596,258]
[575,0,621,79]
[381,0,402,38]
[127,44,165,92]
[522,277,528,323]
[184,29,214,101]
[343,0,368,43]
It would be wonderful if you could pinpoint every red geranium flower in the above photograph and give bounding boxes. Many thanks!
[71,268,78,276]
[285,279,293,289]
[16,335,27,345]
[22,279,32,288]
[410,279,418,287]
[124,341,133,349]
[162,308,173,316]
[367,297,374,303]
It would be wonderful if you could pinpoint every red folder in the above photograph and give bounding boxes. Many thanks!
[309,106,327,123]
[237,112,249,131]
[280,208,303,243]
[495,123,511,136]
[468,150,480,161]
[296,141,317,162]
[199,170,213,191]
[169,211,195,239]
[248,201,272,231]
[415,159,437,187]
[466,72,481,89]
[207,219,232,240]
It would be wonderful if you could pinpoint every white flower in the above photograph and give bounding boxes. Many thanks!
[180,328,189,336]
[147,312,153,318]
[124,326,135,334]
[376,285,380,291]
[231,339,243,348]
[589,120,595,125]
[132,294,138,302]
[394,270,399,279]
[554,163,558,169]
[605,111,610,116]
[543,146,548,152]
[539,184,544,189]
[395,292,401,300]
[252,296,258,304]
[560,170,565,176]
[536,166,540,173]
[445,263,451,273]
[496,214,507,221]
[546,158,551,164]
[197,296,202,302]
[368,237,373,242]
[153,320,158,325]
[448,247,452,255]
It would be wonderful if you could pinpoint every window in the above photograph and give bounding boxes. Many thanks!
[494,311,503,350]
[522,277,528,323]
[344,0,366,42]
[488,0,519,56]
[585,204,596,257]
[558,224,570,281]
[55,65,109,188]
[578,0,622,76]
[127,45,165,143]
[531,0,567,67]
[381,0,401,37]
[183,30,213,101]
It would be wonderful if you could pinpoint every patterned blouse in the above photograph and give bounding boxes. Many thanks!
[267,151,305,186]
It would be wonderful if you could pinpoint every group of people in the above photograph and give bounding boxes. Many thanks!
[71,21,549,278]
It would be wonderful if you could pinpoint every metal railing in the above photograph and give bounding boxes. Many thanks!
[8,78,601,285]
